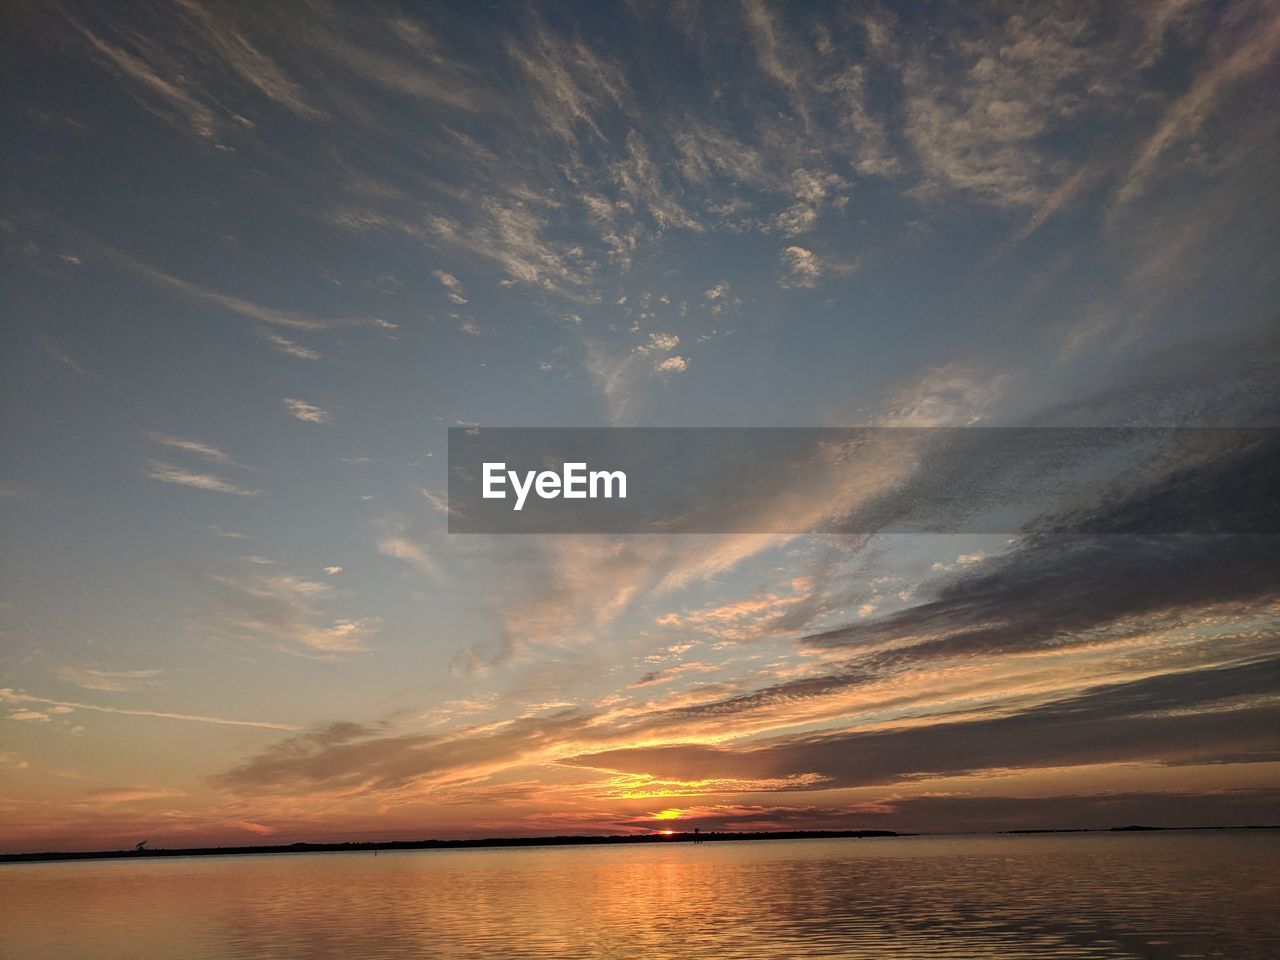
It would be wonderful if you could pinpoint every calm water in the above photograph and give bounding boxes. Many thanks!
[2,832,1277,959]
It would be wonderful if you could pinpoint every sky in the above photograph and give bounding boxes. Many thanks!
[1,0,1278,853]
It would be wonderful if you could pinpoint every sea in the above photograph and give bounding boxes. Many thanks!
[2,831,1277,958]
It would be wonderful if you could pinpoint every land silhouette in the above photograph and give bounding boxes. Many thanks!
[1,830,897,864]
[5,824,1276,865]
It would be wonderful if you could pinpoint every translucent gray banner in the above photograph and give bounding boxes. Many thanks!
[447,427,1280,534]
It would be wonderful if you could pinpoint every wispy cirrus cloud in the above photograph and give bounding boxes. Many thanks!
[261,332,320,360]
[282,398,331,424]
[145,460,261,496]
[165,0,322,120]
[1116,0,1280,203]
[145,431,231,463]
[52,666,164,693]
[377,532,440,579]
[504,11,629,144]
[213,714,591,796]
[298,9,480,112]
[875,364,1008,427]
[1,688,298,730]
[73,21,220,139]
[80,785,187,804]
[120,254,390,332]
[203,559,376,657]
[585,331,693,419]
[564,659,1280,790]
[901,8,1105,209]
[433,270,468,304]
[38,335,89,376]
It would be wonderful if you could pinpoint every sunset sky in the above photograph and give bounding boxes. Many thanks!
[2,0,1278,853]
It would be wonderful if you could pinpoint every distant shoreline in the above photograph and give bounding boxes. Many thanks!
[0,829,899,864]
[4,824,1277,865]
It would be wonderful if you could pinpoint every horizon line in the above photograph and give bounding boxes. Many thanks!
[6,824,1279,865]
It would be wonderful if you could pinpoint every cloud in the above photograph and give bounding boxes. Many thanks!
[810,532,1280,671]
[819,63,899,178]
[213,713,591,796]
[145,461,261,496]
[121,255,380,331]
[145,432,231,463]
[39,335,89,375]
[204,561,376,657]
[282,398,331,423]
[1032,332,1280,428]
[1116,3,1280,202]
[166,0,321,120]
[300,12,479,111]
[262,332,320,360]
[74,21,219,139]
[813,420,1279,644]
[0,689,298,730]
[20,2,1280,844]
[636,332,680,355]
[992,166,1098,262]
[612,131,704,233]
[448,341,1279,788]
[564,659,1280,790]
[434,270,468,303]
[876,364,1007,427]
[740,0,809,126]
[207,525,256,541]
[71,1,331,145]
[771,169,848,237]
[673,122,767,187]
[630,662,721,688]
[901,9,1106,208]
[421,198,593,297]
[448,530,817,671]
[52,666,163,693]
[420,488,452,515]
[615,789,1280,834]
[448,431,985,666]
[504,13,628,144]
[613,435,1280,736]
[778,245,823,288]
[81,786,187,804]
[583,342,645,423]
[377,534,440,579]
[657,586,814,643]
[583,331,693,416]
